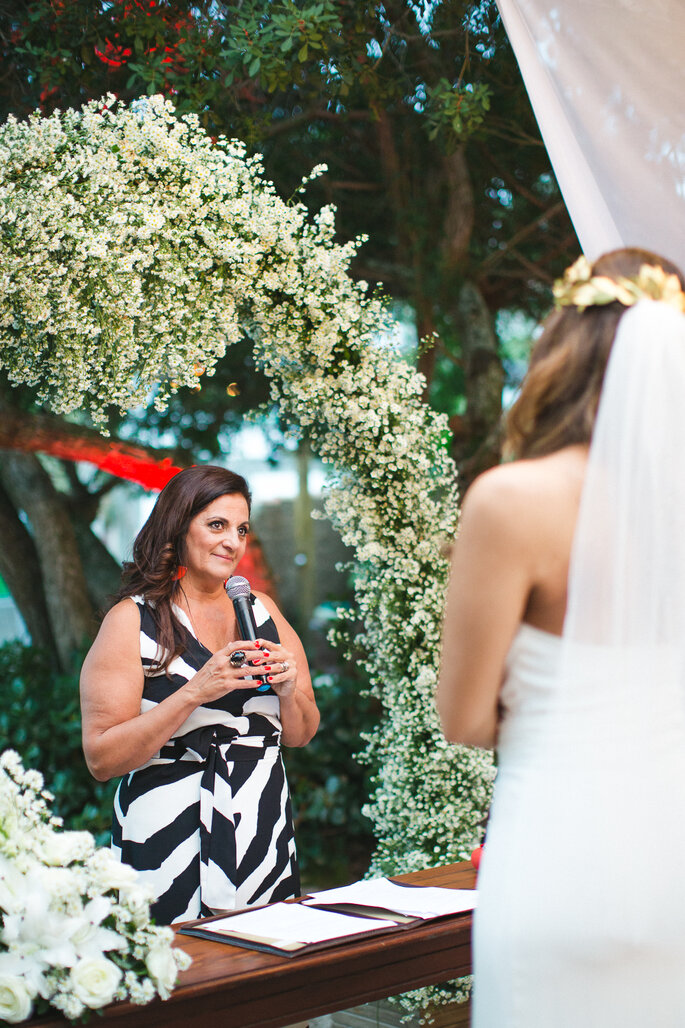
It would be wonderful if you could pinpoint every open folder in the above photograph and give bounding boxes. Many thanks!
[179,877,477,956]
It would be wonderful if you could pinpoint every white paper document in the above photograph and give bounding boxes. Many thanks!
[208,901,397,945]
[304,878,478,918]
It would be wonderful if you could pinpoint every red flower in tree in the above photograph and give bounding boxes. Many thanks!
[94,39,133,68]
[93,0,196,81]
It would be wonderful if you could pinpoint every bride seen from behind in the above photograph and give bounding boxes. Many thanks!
[437,248,685,1027]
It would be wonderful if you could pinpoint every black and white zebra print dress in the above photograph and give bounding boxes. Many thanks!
[111,595,300,925]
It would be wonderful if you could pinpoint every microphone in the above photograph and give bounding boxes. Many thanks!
[225,575,271,692]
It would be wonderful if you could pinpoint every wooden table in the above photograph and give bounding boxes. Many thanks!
[30,862,476,1028]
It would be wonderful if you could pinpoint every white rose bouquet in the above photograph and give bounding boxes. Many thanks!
[0,750,191,1023]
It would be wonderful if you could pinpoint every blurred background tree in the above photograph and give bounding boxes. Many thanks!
[0,0,577,881]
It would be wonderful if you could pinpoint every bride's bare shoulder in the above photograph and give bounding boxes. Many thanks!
[462,446,588,526]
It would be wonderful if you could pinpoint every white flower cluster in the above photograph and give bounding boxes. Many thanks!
[0,751,191,1024]
[0,95,493,892]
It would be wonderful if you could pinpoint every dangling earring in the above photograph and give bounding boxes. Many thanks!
[173,565,187,581]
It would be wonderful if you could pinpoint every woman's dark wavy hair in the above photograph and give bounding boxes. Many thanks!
[116,465,252,672]
[505,248,685,459]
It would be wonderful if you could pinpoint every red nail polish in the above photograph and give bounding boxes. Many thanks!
[262,649,270,657]
[267,676,273,683]
[262,665,272,672]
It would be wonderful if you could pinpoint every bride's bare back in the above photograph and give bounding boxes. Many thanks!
[437,444,587,748]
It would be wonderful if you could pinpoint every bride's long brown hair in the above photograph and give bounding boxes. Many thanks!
[115,465,252,672]
[505,248,685,459]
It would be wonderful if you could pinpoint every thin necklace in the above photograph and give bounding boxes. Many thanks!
[178,585,232,648]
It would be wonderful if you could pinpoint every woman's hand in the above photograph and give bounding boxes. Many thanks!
[184,641,265,705]
[251,593,320,747]
[254,639,298,698]
[81,606,268,782]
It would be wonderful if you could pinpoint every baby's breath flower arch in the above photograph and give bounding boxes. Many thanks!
[0,95,494,879]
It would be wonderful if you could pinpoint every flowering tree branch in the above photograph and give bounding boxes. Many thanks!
[0,91,494,895]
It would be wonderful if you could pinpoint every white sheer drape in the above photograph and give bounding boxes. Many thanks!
[496,0,685,269]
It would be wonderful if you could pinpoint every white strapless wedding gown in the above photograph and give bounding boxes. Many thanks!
[472,622,685,1027]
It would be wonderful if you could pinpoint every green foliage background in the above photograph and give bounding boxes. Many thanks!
[0,641,116,845]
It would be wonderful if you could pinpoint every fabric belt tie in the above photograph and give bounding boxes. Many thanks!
[160,725,280,913]
[158,724,279,762]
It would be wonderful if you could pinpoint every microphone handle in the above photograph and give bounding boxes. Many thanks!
[232,595,270,691]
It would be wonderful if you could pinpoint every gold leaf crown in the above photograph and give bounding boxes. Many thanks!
[553,256,685,314]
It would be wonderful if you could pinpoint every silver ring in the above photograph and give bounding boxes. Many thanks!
[229,650,246,668]
[282,661,290,673]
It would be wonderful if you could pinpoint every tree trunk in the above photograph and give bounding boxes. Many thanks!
[0,452,96,667]
[451,280,504,488]
[0,477,57,652]
[416,145,477,401]
[441,146,475,270]
[71,512,124,616]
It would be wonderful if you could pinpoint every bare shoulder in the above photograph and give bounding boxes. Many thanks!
[444,446,588,665]
[82,597,141,674]
[459,461,540,541]
[463,447,588,530]
[462,460,532,514]
[98,596,141,637]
